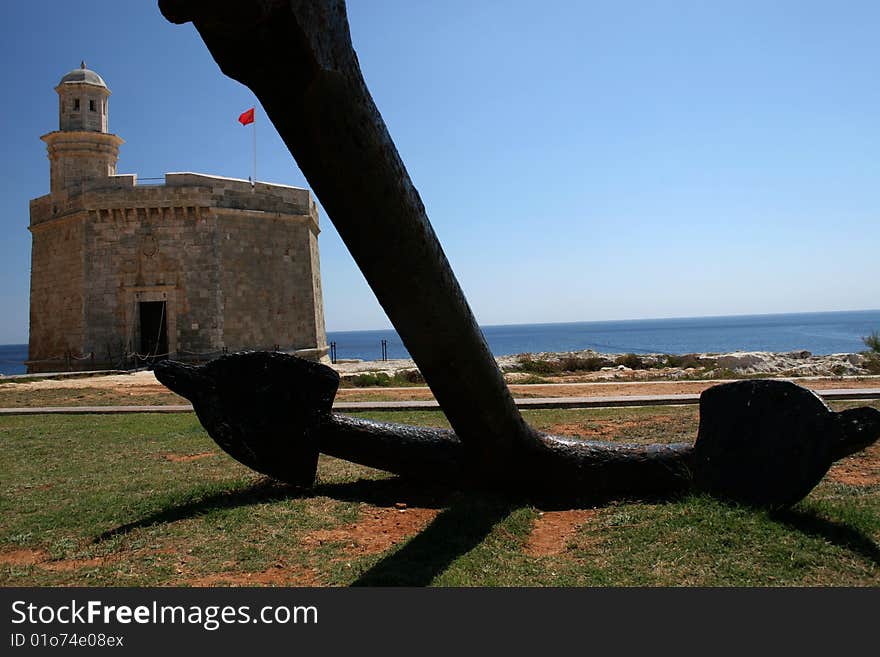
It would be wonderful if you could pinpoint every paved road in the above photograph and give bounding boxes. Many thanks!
[1,387,878,415]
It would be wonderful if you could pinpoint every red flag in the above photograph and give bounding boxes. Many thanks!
[238,107,255,125]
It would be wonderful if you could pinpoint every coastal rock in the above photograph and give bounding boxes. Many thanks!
[328,349,875,380]
[716,354,765,370]
[712,351,868,376]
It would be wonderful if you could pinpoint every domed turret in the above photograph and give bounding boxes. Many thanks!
[42,63,123,194]
[59,62,107,88]
[55,61,111,133]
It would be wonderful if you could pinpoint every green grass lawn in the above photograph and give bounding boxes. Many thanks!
[1,404,878,586]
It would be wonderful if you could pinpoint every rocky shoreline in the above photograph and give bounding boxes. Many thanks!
[332,349,879,382]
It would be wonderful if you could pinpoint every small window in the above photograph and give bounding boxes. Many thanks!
[73,98,80,111]
[89,99,96,112]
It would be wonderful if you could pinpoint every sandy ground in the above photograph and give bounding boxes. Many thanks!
[2,370,161,391]
[1,368,877,403]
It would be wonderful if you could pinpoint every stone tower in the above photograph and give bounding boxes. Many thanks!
[28,65,328,373]
[41,62,123,195]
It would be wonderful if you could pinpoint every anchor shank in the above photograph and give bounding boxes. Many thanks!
[159,0,539,468]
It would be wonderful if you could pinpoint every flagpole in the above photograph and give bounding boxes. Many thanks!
[238,106,257,188]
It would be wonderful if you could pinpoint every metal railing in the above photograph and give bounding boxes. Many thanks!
[135,176,166,186]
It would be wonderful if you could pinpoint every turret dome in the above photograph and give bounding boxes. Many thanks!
[58,62,107,88]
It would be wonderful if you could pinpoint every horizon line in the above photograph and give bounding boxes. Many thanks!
[324,307,880,335]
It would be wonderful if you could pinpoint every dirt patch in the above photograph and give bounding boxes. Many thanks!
[512,378,880,396]
[185,564,321,587]
[827,442,880,487]
[0,548,49,566]
[160,452,215,463]
[335,388,434,402]
[302,506,439,557]
[316,376,880,403]
[1,371,163,391]
[40,557,109,572]
[525,509,598,557]
[93,385,171,397]
[0,548,115,571]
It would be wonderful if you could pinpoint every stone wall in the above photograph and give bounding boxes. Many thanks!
[82,205,221,362]
[57,84,109,133]
[28,173,327,372]
[28,214,86,365]
[217,210,322,352]
[308,229,327,349]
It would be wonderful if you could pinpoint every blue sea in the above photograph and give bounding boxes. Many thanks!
[2,309,878,375]
[326,309,880,362]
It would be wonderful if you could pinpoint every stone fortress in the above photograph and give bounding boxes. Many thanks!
[27,64,327,373]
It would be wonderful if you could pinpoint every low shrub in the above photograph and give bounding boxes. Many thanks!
[615,353,645,369]
[517,356,561,374]
[860,332,880,374]
[559,356,613,372]
[342,369,426,387]
[348,372,392,387]
[517,355,613,374]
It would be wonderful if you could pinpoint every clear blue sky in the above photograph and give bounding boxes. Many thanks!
[1,1,878,344]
